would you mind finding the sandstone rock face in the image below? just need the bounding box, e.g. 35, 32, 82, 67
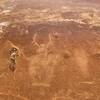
0, 0, 100, 100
